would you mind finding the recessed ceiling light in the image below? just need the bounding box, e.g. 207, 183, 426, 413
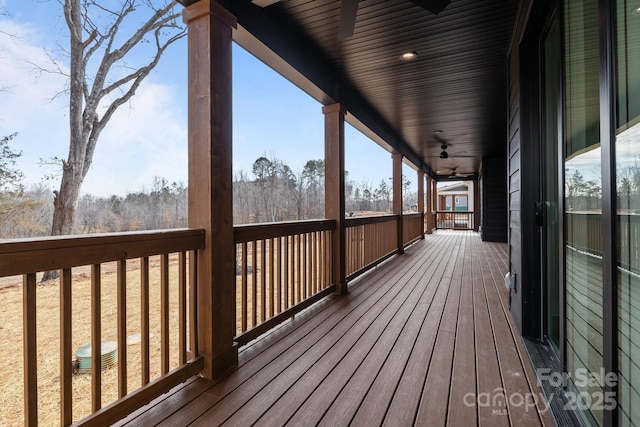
399, 51, 418, 61
433, 130, 443, 134
636, 6, 640, 13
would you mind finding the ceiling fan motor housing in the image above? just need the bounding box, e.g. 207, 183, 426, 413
409, 0, 451, 15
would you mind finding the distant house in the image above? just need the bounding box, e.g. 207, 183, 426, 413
437, 182, 474, 212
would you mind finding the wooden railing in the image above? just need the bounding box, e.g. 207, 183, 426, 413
436, 210, 474, 230
0, 229, 205, 426
619, 213, 640, 271
565, 211, 603, 255
3, 214, 430, 425
233, 220, 336, 345
345, 215, 399, 280
402, 213, 424, 245
567, 212, 640, 270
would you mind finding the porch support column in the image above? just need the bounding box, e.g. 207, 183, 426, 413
323, 104, 347, 295
184, 0, 237, 379
417, 170, 425, 238
473, 180, 480, 231
432, 180, 439, 230
425, 176, 433, 234
392, 153, 404, 254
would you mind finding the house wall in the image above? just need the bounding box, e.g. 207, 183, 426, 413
480, 157, 508, 242
507, 0, 546, 339
507, 45, 523, 333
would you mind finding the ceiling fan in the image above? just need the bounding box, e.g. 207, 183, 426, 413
425, 143, 475, 160
251, 0, 451, 39
443, 168, 473, 179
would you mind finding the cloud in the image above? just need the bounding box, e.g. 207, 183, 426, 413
0, 13, 188, 197
87, 82, 187, 196
0, 16, 70, 182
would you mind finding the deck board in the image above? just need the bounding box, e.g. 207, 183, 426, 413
120, 231, 550, 427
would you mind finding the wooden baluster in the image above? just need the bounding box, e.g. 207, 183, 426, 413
161, 254, 169, 375
276, 237, 282, 314
241, 243, 248, 332
328, 229, 332, 288
312, 231, 317, 294
61, 268, 73, 424
252, 241, 257, 327
188, 250, 198, 358
323, 230, 328, 286
140, 257, 150, 386
23, 273, 37, 426
91, 264, 102, 411
116, 260, 127, 397
179, 252, 187, 364
302, 233, 307, 299
261, 239, 266, 323
269, 238, 275, 318
345, 227, 350, 277
296, 234, 302, 303
284, 236, 289, 310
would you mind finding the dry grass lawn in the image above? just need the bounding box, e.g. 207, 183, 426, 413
0, 240, 329, 426
0, 255, 189, 426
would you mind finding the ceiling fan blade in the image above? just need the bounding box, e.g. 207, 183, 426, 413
252, 0, 282, 7
408, 0, 450, 15
338, 0, 359, 39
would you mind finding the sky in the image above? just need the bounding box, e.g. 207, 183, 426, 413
0, 0, 414, 198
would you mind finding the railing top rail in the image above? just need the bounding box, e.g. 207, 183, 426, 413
402, 212, 423, 218
234, 219, 336, 243
345, 214, 399, 227
0, 228, 205, 277
435, 210, 474, 214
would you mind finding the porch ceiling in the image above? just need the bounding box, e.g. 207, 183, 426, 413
183, 0, 518, 179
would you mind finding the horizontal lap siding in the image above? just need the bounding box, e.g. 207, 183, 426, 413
508, 47, 523, 332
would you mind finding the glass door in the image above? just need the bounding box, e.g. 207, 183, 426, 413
542, 16, 561, 351
564, 0, 603, 424
615, 0, 640, 423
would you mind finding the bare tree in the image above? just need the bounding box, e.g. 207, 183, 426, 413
42, 0, 185, 280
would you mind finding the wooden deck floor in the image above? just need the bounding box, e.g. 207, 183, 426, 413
118, 231, 553, 427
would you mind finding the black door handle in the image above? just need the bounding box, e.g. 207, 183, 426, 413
535, 201, 544, 226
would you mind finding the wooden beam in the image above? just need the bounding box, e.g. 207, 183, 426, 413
392, 153, 404, 254
183, 0, 238, 379
323, 103, 347, 295
418, 170, 425, 239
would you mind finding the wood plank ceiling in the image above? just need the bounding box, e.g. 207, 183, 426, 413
183, 0, 519, 179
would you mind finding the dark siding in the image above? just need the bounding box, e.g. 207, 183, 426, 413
507, 46, 523, 333
481, 157, 508, 243
508, 10, 549, 338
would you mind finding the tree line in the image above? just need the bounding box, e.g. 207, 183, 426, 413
233, 154, 417, 224
1, 140, 421, 239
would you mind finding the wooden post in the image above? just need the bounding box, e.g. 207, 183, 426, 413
432, 180, 439, 231
392, 153, 404, 254
418, 170, 425, 238
323, 104, 347, 295
425, 176, 433, 234
184, 0, 237, 379
473, 180, 480, 231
